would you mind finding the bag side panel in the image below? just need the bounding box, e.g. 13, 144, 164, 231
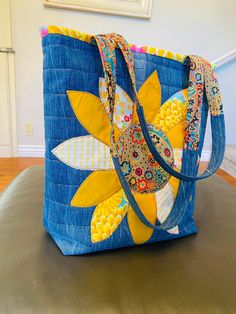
42, 34, 198, 255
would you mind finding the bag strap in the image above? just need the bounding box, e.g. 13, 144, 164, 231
110, 35, 225, 182
93, 34, 192, 231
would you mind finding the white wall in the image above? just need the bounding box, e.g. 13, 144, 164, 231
10, 0, 236, 152
217, 60, 236, 145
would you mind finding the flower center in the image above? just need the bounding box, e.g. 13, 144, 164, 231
117, 124, 174, 193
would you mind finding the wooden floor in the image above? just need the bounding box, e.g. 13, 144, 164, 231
0, 158, 44, 192
0, 157, 236, 192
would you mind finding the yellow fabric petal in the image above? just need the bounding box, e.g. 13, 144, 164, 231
168, 175, 180, 199
168, 121, 185, 149
127, 193, 156, 244
91, 190, 129, 243
132, 71, 161, 125
71, 170, 121, 207
67, 91, 114, 146
152, 89, 188, 136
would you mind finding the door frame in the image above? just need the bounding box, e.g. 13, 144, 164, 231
0, 0, 17, 157
8, 51, 18, 157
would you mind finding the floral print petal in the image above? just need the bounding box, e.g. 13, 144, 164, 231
91, 190, 129, 243
153, 88, 188, 135
99, 78, 133, 131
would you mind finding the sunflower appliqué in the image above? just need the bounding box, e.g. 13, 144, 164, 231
52, 71, 188, 244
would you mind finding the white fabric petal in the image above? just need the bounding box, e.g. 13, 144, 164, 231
166, 226, 179, 234
52, 135, 114, 170
155, 183, 179, 234
99, 77, 133, 130
173, 149, 183, 170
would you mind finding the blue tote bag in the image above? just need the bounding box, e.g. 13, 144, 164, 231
41, 26, 225, 255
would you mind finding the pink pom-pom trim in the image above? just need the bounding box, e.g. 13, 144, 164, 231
40, 27, 49, 38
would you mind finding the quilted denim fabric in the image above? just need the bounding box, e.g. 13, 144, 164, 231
42, 34, 209, 255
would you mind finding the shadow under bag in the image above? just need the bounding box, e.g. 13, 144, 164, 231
41, 26, 225, 255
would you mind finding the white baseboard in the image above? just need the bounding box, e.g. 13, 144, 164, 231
221, 159, 236, 178
200, 150, 211, 162
18, 145, 45, 157
0, 145, 13, 157
17, 145, 211, 161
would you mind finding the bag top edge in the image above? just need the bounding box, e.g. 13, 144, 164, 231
39, 25, 186, 64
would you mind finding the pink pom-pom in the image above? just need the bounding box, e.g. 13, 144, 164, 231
40, 27, 48, 38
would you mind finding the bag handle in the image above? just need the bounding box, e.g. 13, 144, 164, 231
110, 35, 225, 182
93, 34, 194, 231
137, 107, 225, 181
111, 155, 194, 231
